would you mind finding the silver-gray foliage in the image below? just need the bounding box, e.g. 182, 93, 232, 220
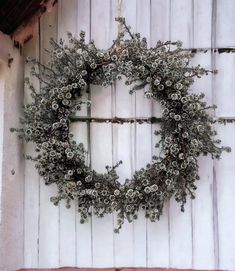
12, 17, 231, 232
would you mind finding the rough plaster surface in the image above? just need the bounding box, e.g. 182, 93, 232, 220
0, 32, 12, 64
0, 37, 24, 271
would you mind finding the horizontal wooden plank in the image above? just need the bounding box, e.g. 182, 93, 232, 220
193, 0, 212, 48
216, 0, 235, 47
216, 124, 235, 270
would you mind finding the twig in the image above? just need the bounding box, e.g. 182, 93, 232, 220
69, 116, 162, 124
69, 116, 235, 124
183, 47, 235, 54
218, 117, 235, 124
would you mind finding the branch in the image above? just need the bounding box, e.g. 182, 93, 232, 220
69, 116, 162, 124
69, 116, 235, 124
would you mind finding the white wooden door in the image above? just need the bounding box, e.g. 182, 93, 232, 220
23, 0, 235, 269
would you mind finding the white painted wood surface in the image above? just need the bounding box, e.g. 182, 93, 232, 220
0, 70, 3, 225
23, 0, 235, 269
24, 27, 40, 268
0, 37, 25, 271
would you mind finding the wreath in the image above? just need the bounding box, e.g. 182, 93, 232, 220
12, 17, 230, 232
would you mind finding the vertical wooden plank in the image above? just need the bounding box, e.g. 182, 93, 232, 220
147, 0, 170, 268
38, 6, 60, 268
72, 120, 92, 267
191, 1, 215, 268
214, 54, 235, 118
216, 124, 235, 270
0, 66, 4, 225
0, 41, 25, 271
169, 0, 193, 268
113, 0, 136, 267
113, 124, 135, 267
216, 0, 235, 47
132, 0, 151, 267
75, 0, 93, 267
57, 0, 77, 267
90, 0, 114, 267
215, 1, 235, 268
151, 0, 170, 44
170, 0, 193, 47
211, 1, 220, 269
0, 64, 4, 252
193, 0, 212, 48
191, 53, 215, 269
23, 26, 40, 268
215, 1, 235, 269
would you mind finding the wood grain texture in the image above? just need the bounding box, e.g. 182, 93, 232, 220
0, 31, 25, 271
216, 0, 235, 47
191, 53, 215, 269
147, 0, 170, 268
113, 0, 136, 267
214, 54, 235, 118
23, 26, 40, 268
58, 0, 77, 267
216, 124, 235, 270
191, 0, 215, 267
38, 6, 60, 268
90, 0, 115, 267
169, 0, 193, 268
74, 0, 93, 267
193, 0, 212, 48
213, 0, 235, 269
132, 1, 151, 266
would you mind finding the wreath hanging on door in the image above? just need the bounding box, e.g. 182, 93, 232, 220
12, 17, 230, 232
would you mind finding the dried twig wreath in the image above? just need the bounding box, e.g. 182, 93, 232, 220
12, 17, 230, 232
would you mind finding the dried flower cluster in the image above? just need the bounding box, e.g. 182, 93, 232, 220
12, 17, 230, 232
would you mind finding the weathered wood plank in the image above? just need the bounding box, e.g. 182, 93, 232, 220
214, 1, 235, 267
216, 0, 235, 47
0, 38, 25, 271
38, 6, 60, 268
0, 65, 4, 225
147, 0, 170, 267
193, 0, 212, 48
132, 0, 151, 267
191, 1, 215, 267
113, 122, 135, 267
170, 0, 194, 47
57, 0, 77, 267
23, 25, 40, 268
214, 54, 235, 118
90, 0, 114, 267
90, 122, 114, 267
113, 0, 137, 266
75, 0, 93, 267
169, 0, 193, 268
216, 124, 235, 270
191, 53, 215, 269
